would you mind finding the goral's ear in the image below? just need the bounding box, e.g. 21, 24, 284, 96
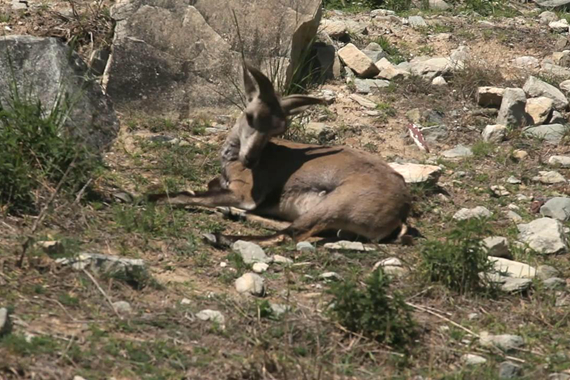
246, 64, 277, 101
280, 95, 327, 116
243, 65, 257, 102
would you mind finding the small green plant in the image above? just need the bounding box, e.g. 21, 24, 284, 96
328, 268, 416, 348
0, 83, 100, 214
372, 36, 408, 64
471, 141, 496, 158
419, 219, 495, 294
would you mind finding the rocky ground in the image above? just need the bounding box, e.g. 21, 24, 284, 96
1, 0, 570, 379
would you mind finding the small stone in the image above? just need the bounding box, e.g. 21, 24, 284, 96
36, 240, 65, 256
296, 241, 316, 253
362, 49, 386, 63
405, 108, 422, 123
526, 97, 554, 125
252, 262, 269, 273
483, 237, 511, 258
196, 309, 225, 325
560, 79, 570, 94
235, 273, 265, 296
501, 278, 533, 293
319, 272, 343, 282
442, 144, 473, 158
461, 354, 487, 365
549, 19, 570, 33
410, 56, 453, 80
549, 155, 570, 167
513, 56, 540, 68
540, 197, 570, 221
382, 266, 409, 277
0, 308, 11, 337
517, 218, 568, 254
532, 171, 567, 184
537, 265, 560, 280
477, 87, 504, 108
479, 332, 524, 352
112, 301, 132, 315
524, 124, 568, 144
432, 76, 447, 86
232, 241, 271, 264
180, 298, 191, 305
507, 176, 522, 184
549, 373, 570, 380
349, 94, 377, 109
482, 124, 507, 142
499, 361, 523, 379
539, 11, 559, 25
468, 313, 480, 321
496, 88, 528, 127
512, 150, 528, 160
489, 257, 536, 278
408, 15, 428, 28
523, 76, 569, 111
323, 241, 374, 251
491, 185, 510, 197
549, 110, 565, 123
506, 211, 523, 222
543, 277, 566, 290
273, 255, 293, 264
429, 0, 451, 9
552, 51, 570, 67
338, 43, 380, 78
321, 19, 348, 39
453, 206, 492, 220
388, 163, 442, 185
270, 303, 291, 317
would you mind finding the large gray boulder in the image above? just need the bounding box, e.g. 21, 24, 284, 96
0, 36, 119, 151
104, 0, 322, 117
536, 0, 570, 9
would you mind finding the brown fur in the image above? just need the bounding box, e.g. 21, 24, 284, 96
147, 64, 411, 245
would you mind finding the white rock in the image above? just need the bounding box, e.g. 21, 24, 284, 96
461, 354, 487, 365
349, 94, 377, 109
488, 257, 536, 278
453, 206, 492, 220
388, 163, 442, 184
252, 262, 269, 273
180, 298, 191, 305
549, 155, 570, 167
270, 303, 291, 316
233, 241, 271, 264
235, 273, 265, 296
410, 57, 453, 80
523, 76, 569, 111
483, 237, 510, 258
408, 15, 428, 28
429, 0, 451, 10
321, 19, 348, 39
549, 19, 570, 33
479, 332, 524, 352
526, 97, 554, 125
506, 211, 523, 222
477, 87, 504, 108
497, 88, 528, 127
112, 301, 132, 315
482, 124, 507, 142
196, 309, 225, 325
507, 176, 522, 184
513, 56, 540, 68
539, 11, 559, 25
338, 43, 380, 78
0, 308, 10, 336
296, 241, 316, 252
442, 144, 473, 158
532, 171, 567, 184
517, 218, 568, 254
432, 76, 447, 86
319, 272, 343, 282
273, 255, 293, 264
501, 278, 533, 292
540, 197, 570, 221
324, 241, 374, 251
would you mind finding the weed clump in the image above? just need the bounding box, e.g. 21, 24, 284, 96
0, 88, 99, 214
419, 219, 495, 294
328, 268, 416, 348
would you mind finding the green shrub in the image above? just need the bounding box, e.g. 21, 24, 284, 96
327, 268, 416, 348
0, 85, 99, 214
419, 219, 495, 294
